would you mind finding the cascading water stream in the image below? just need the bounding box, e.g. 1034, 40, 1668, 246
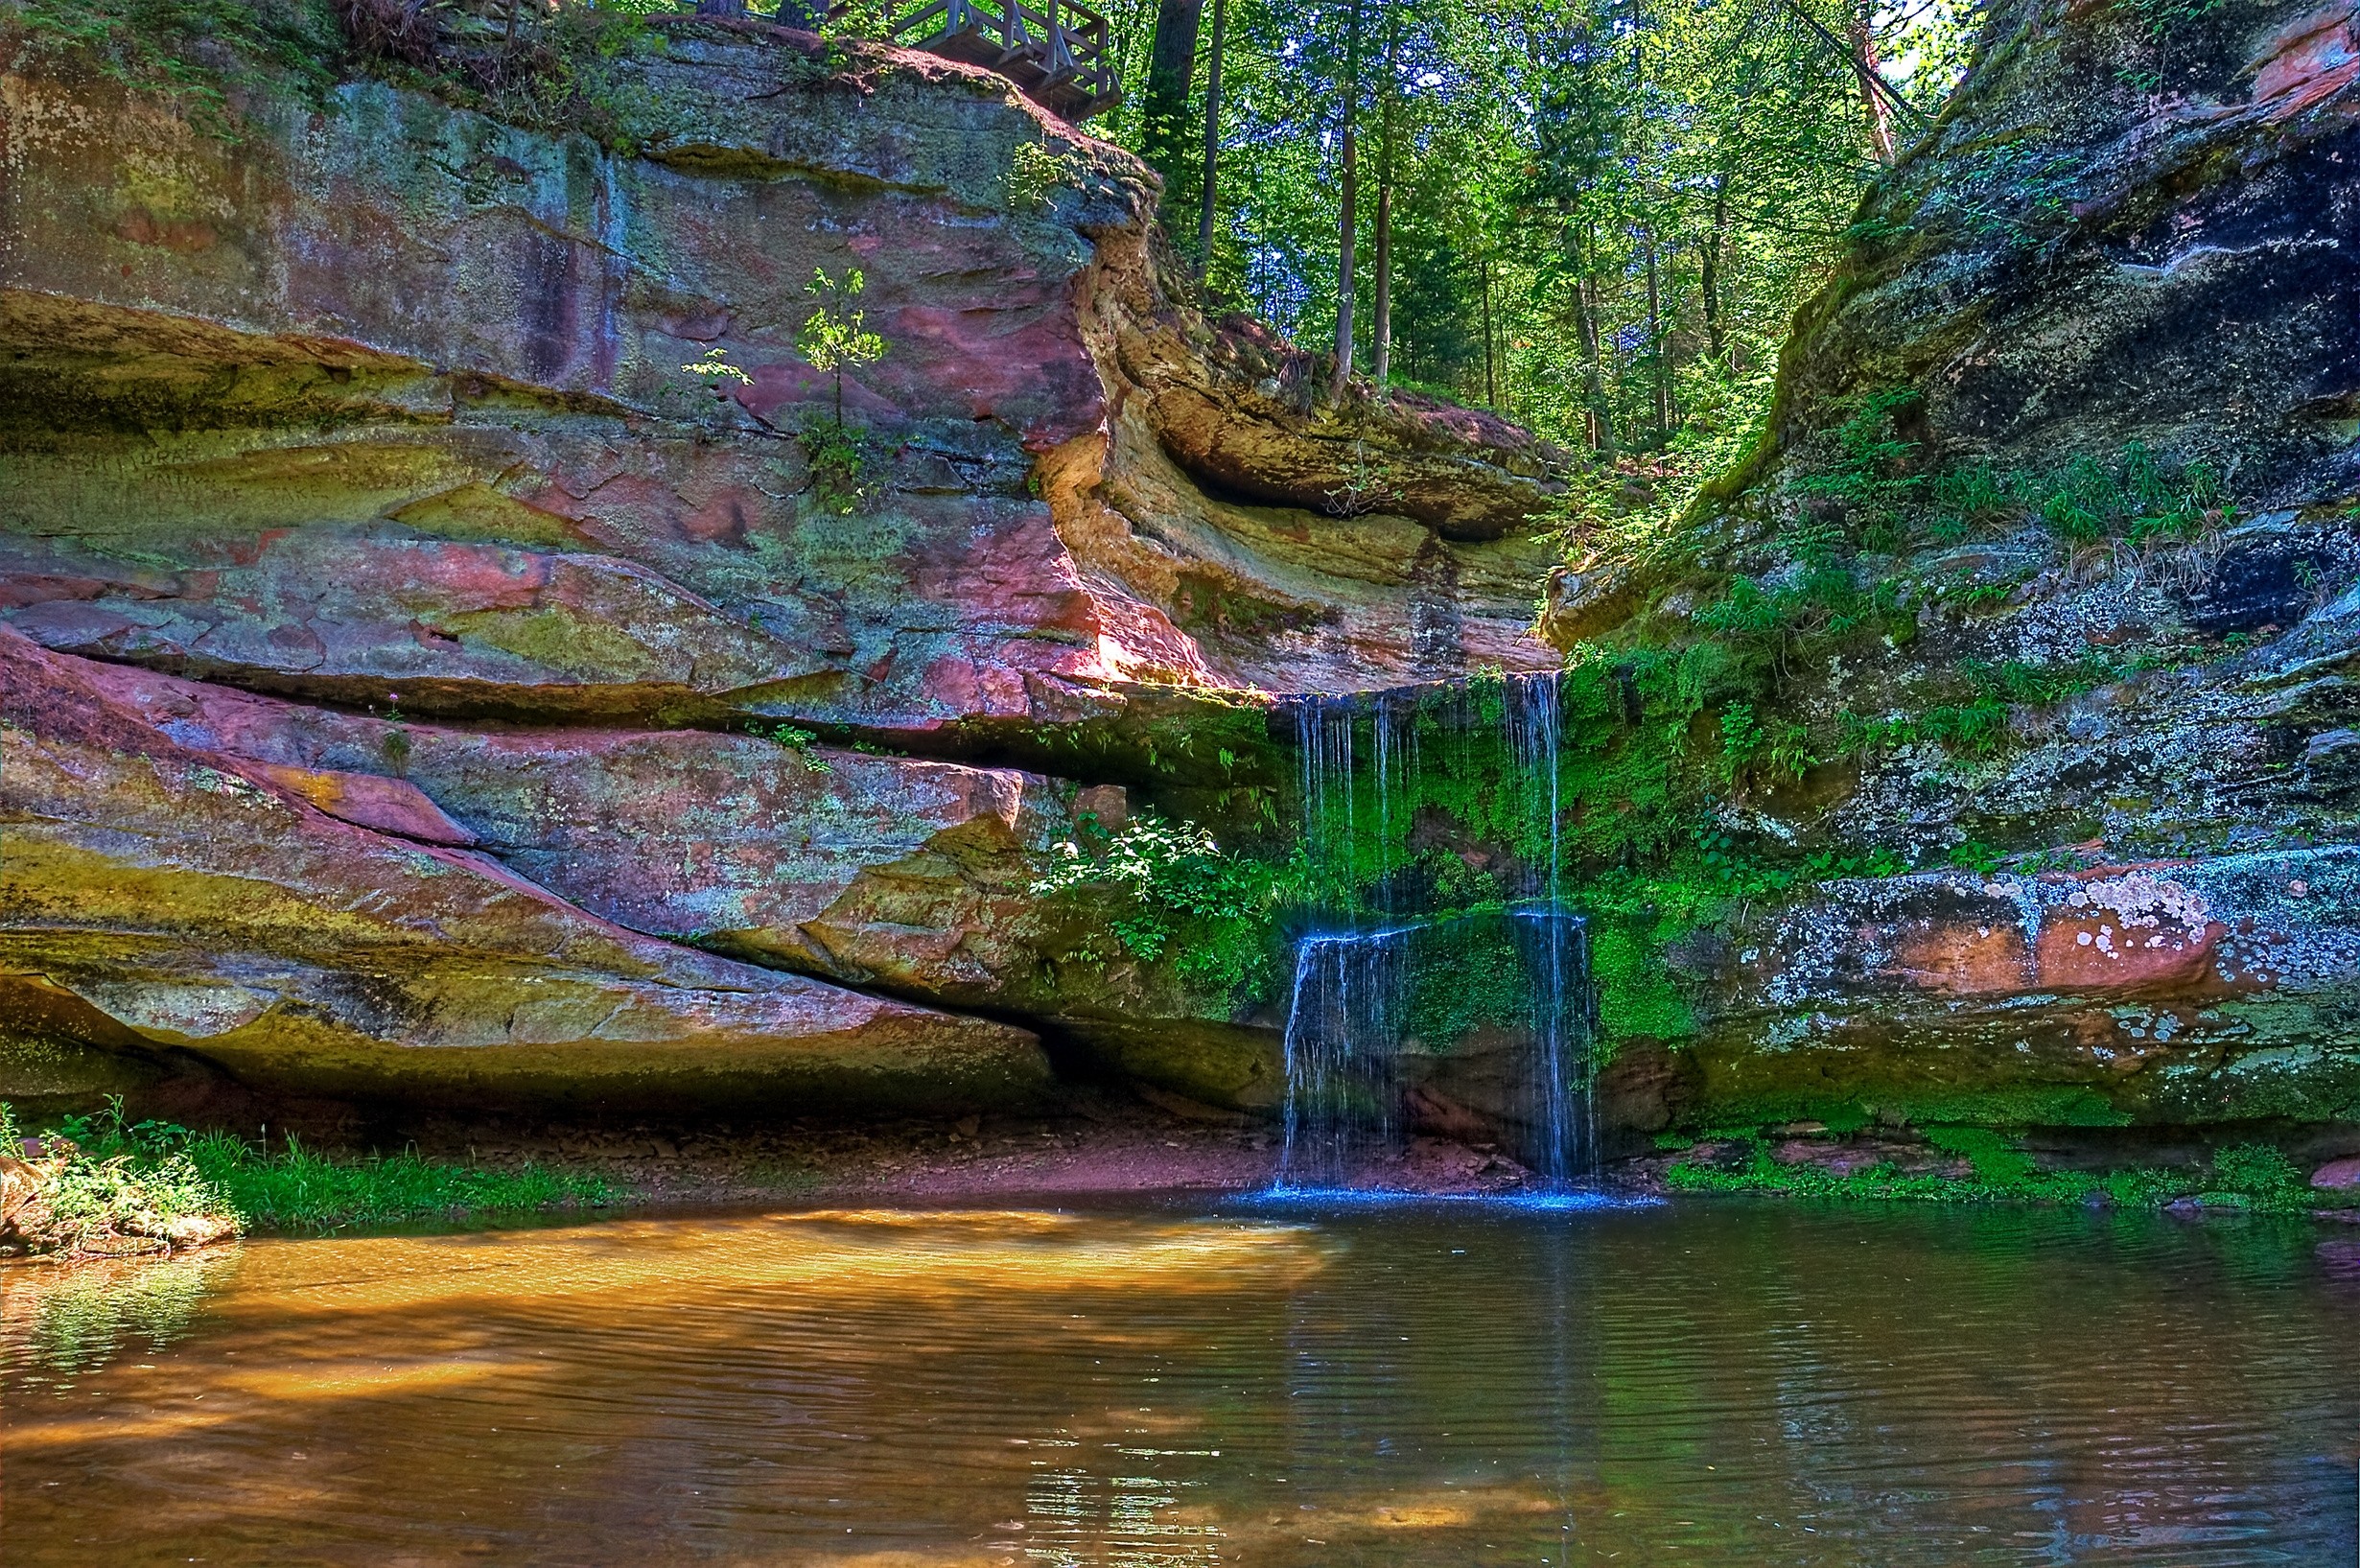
1277, 676, 1599, 1192
1273, 925, 1413, 1191
1503, 670, 1600, 1182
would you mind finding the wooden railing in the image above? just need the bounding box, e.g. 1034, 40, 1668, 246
840, 0, 1121, 121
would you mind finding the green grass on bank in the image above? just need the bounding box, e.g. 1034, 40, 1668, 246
187, 1136, 612, 1231
15, 1100, 610, 1238
1665, 1130, 2327, 1214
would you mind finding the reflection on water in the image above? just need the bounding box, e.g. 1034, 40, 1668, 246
3, 1200, 2357, 1565
1, 1249, 234, 1384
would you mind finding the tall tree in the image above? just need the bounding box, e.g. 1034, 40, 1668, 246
1332, 0, 1364, 395
1141, 0, 1208, 204
1196, 0, 1229, 278
1845, 0, 1898, 164
1369, 0, 1400, 393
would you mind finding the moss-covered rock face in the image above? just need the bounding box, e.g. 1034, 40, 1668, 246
1522, 0, 2360, 1144
1759, 0, 2360, 510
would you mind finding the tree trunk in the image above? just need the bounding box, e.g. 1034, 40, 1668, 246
1571, 219, 1608, 453
1644, 226, 1668, 441
1332, 0, 1363, 397
1370, 3, 1399, 394
1371, 182, 1392, 392
1847, 1, 1897, 165
1142, 0, 1207, 201
1194, 0, 1227, 280
1480, 253, 1497, 410
1701, 170, 1730, 365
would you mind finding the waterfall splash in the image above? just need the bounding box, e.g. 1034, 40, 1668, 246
1276, 673, 1601, 1192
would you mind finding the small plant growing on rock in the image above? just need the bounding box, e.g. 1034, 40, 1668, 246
683, 347, 756, 393
798, 268, 885, 428
1006, 139, 1085, 212
796, 269, 890, 514
1324, 435, 1399, 516
760, 722, 830, 774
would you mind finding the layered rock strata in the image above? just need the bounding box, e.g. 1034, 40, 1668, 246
0, 15, 1564, 1117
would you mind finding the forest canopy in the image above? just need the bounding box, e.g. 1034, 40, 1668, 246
1064, 0, 1981, 510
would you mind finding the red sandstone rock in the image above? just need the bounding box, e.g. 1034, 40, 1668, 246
0, 627, 1051, 1113
0, 26, 1559, 726
2311, 1155, 2360, 1191
245, 763, 479, 847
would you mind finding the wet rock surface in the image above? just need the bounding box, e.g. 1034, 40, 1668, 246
0, 625, 1054, 1116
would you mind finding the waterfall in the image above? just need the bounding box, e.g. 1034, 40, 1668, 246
1295, 690, 1414, 912
1273, 926, 1413, 1191
1510, 903, 1598, 1181
1275, 673, 1600, 1192
1503, 670, 1600, 1181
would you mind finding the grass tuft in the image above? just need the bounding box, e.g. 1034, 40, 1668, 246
187, 1132, 611, 1230
22, 1100, 611, 1238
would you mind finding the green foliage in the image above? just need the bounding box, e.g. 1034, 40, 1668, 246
1946, 839, 2001, 874
1032, 812, 1297, 1002
815, 0, 891, 39
1713, 406, 2233, 631
1921, 1124, 2034, 1183
1669, 1131, 2326, 1213
1714, 700, 1811, 786
1588, 915, 1694, 1041
186, 1134, 608, 1230
798, 415, 883, 515
28, 1100, 607, 1234
1696, 1085, 2138, 1135
1006, 139, 1086, 211
683, 347, 756, 390
783, 269, 891, 511
1915, 438, 2231, 549
1789, 388, 1925, 538
759, 722, 830, 773
1402, 910, 1541, 1043
1095, 0, 1972, 468
797, 267, 887, 426
3, 1102, 237, 1255
2114, 0, 2229, 90
2208, 1142, 2307, 1209
8, 0, 338, 136
1664, 1137, 2194, 1208
480, 4, 676, 152
1839, 695, 2012, 760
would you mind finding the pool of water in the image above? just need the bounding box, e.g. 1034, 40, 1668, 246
5, 1197, 2358, 1565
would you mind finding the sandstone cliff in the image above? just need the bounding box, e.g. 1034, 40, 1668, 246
0, 10, 1564, 1121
